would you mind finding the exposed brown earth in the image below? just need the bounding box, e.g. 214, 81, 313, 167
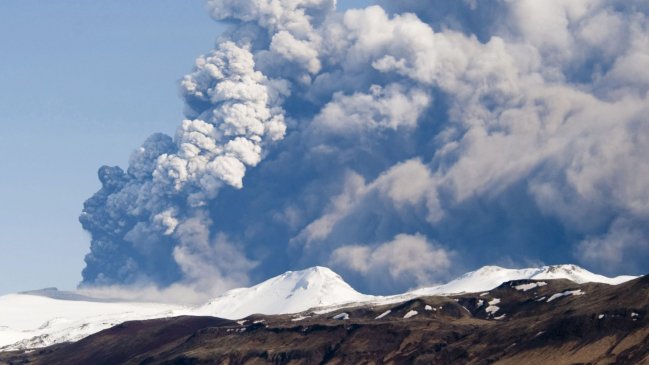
2, 275, 648, 365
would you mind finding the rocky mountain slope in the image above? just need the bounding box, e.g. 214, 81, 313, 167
0, 264, 644, 364
1, 271, 648, 364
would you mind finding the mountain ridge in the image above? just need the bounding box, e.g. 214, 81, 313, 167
410, 264, 637, 297
5, 273, 649, 365
0, 264, 638, 352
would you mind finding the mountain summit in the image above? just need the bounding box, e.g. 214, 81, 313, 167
410, 264, 636, 296
10, 269, 648, 364
194, 266, 373, 319
0, 264, 637, 351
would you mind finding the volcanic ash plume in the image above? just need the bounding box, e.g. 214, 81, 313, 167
80, 41, 287, 293
81, 0, 649, 297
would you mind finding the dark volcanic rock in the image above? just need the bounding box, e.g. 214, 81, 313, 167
3, 276, 649, 365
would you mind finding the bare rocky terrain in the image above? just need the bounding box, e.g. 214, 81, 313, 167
2, 275, 648, 365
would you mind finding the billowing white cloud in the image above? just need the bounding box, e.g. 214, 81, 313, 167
313, 83, 430, 133
80, 0, 649, 296
330, 233, 452, 289
81, 40, 286, 291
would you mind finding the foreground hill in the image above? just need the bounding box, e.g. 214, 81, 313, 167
2, 274, 648, 364
0, 265, 640, 356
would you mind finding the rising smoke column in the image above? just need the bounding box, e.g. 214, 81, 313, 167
81, 0, 649, 295
81, 40, 287, 291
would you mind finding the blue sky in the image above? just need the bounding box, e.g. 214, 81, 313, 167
0, 0, 375, 295
0, 0, 224, 294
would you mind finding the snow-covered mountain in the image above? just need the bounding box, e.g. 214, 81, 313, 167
0, 293, 183, 351
194, 266, 374, 319
409, 264, 637, 297
0, 267, 371, 351
0, 264, 638, 351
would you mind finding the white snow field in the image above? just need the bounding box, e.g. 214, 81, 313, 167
0, 294, 182, 351
0, 264, 637, 351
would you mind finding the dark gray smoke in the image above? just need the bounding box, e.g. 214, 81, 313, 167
81, 0, 649, 296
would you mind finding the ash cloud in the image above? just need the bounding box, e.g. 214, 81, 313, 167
81, 0, 649, 297
81, 40, 287, 295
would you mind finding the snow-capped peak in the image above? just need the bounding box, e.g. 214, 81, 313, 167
194, 266, 373, 319
0, 264, 638, 352
410, 264, 636, 296
528, 264, 636, 285
0, 267, 369, 351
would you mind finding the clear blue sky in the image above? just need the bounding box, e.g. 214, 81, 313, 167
0, 0, 375, 295
0, 0, 223, 295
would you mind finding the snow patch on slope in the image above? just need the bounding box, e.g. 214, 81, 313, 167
514, 282, 547, 292
485, 298, 501, 315
403, 310, 418, 319
547, 289, 585, 302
